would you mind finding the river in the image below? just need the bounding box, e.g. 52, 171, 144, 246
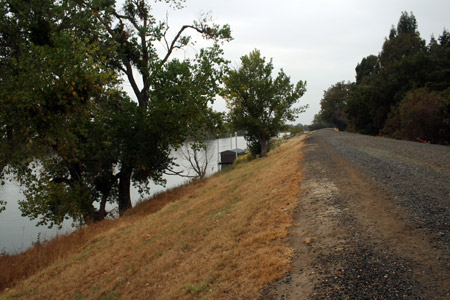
0, 136, 247, 254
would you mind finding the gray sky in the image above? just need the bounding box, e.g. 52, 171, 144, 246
128, 0, 450, 124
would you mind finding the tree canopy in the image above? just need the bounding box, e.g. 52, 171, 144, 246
315, 81, 352, 131
222, 49, 307, 156
0, 0, 231, 225
316, 11, 450, 144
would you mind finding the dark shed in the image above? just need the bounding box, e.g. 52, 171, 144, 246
219, 148, 246, 165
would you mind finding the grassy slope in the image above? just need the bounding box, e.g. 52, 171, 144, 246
0, 135, 305, 300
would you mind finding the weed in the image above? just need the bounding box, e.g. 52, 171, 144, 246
100, 291, 119, 300
143, 238, 155, 246
32, 233, 42, 247
74, 293, 88, 300
183, 279, 210, 294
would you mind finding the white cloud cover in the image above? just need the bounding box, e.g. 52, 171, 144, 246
127, 0, 450, 124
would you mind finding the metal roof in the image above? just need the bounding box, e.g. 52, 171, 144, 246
221, 148, 246, 154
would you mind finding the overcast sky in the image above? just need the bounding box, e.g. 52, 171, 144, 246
126, 0, 450, 125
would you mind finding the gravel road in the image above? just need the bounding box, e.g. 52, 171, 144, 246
262, 129, 450, 299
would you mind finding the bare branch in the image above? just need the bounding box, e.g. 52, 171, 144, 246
123, 59, 144, 105
161, 24, 205, 66
117, 64, 127, 74
178, 142, 214, 179
163, 13, 171, 50
164, 167, 197, 178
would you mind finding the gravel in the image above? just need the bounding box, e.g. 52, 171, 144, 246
313, 242, 419, 300
322, 130, 450, 254
308, 129, 450, 299
261, 129, 450, 299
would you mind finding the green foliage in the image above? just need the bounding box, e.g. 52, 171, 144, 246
0, 0, 121, 224
0, 0, 230, 225
289, 123, 309, 133
245, 135, 262, 156
222, 49, 307, 156
0, 200, 5, 213
232, 153, 252, 165
309, 113, 332, 131
82, 0, 231, 213
317, 81, 352, 131
287, 125, 304, 136
341, 12, 450, 142
355, 55, 379, 84
382, 88, 450, 144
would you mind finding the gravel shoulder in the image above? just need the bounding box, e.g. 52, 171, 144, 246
261, 129, 450, 299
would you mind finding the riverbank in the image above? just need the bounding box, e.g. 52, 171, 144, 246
0, 136, 247, 254
0, 135, 305, 299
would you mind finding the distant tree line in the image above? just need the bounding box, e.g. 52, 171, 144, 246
312, 12, 450, 145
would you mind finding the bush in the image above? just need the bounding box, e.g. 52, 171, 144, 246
382, 88, 450, 144
289, 127, 304, 136
245, 136, 262, 156
233, 153, 253, 165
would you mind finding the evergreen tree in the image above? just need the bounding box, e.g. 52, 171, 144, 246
344, 12, 450, 144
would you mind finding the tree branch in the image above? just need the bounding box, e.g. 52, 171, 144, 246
161, 25, 205, 66
164, 167, 197, 178
123, 59, 144, 107
141, 15, 150, 95
113, 12, 140, 31
52, 177, 73, 188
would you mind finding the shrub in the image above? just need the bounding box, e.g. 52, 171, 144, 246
233, 153, 253, 165
382, 88, 450, 144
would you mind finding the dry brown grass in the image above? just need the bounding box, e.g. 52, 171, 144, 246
0, 135, 305, 300
0, 220, 115, 291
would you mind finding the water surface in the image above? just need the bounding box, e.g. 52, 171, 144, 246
0, 136, 246, 253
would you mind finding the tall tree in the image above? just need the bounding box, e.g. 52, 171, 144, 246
380, 12, 425, 69
222, 49, 307, 157
344, 12, 450, 143
318, 81, 352, 131
426, 29, 450, 91
77, 0, 231, 213
309, 113, 332, 131
0, 0, 125, 224
346, 12, 429, 134
1, 0, 231, 226
355, 55, 379, 84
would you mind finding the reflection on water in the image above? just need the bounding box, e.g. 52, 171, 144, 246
0, 136, 246, 254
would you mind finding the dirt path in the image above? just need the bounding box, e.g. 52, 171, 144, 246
262, 129, 450, 299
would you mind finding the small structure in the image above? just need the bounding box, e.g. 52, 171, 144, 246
219, 148, 246, 165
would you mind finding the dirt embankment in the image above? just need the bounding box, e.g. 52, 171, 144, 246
263, 129, 450, 299
0, 135, 305, 300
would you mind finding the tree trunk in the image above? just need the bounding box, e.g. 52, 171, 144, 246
259, 137, 268, 157
118, 167, 132, 215
83, 204, 102, 224
98, 192, 109, 220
